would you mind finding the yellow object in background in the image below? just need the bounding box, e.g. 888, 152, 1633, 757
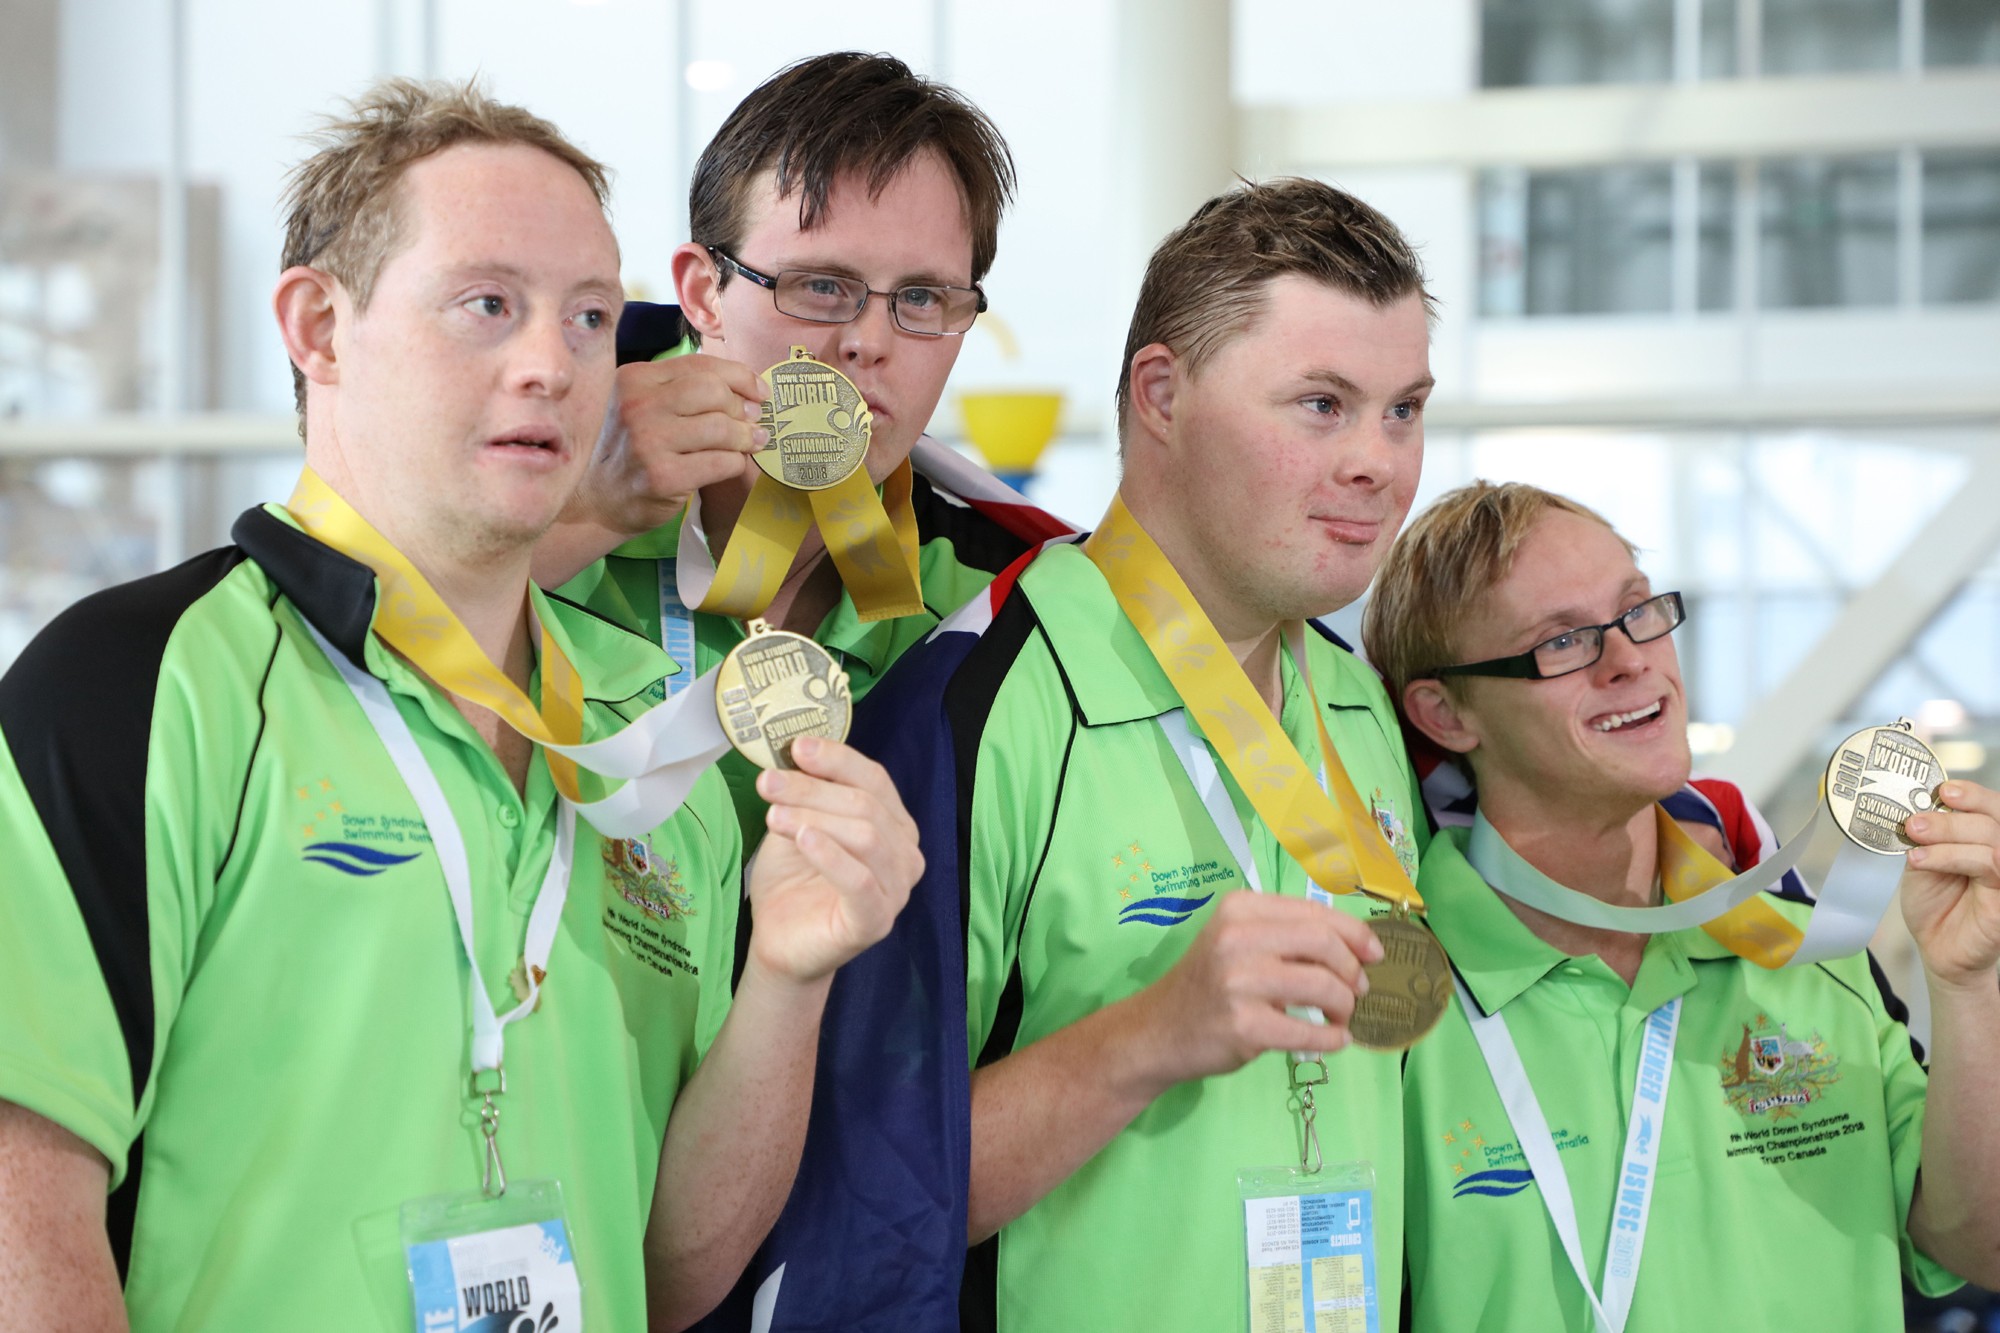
959, 390, 1064, 481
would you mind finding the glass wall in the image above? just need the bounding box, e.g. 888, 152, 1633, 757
1480, 151, 2000, 316
1485, 0, 2000, 82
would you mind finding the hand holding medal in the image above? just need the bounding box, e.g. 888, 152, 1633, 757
686, 347, 925, 624
715, 618, 853, 770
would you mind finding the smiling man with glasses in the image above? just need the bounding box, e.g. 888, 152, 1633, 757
1364, 480, 2000, 1330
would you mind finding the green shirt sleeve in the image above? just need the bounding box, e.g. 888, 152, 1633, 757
0, 582, 271, 1188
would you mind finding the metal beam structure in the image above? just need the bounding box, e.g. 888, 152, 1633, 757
1710, 443, 2000, 803
1239, 67, 2000, 172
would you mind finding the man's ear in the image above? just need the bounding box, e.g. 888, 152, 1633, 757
1126, 343, 1179, 448
1403, 678, 1480, 756
274, 265, 341, 389
672, 242, 725, 342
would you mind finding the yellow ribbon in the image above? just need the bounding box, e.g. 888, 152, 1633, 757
1083, 494, 1423, 911
699, 460, 924, 624
286, 469, 591, 801
1657, 809, 1806, 967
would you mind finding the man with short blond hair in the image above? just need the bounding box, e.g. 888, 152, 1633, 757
0, 78, 921, 1331
1366, 479, 2000, 1330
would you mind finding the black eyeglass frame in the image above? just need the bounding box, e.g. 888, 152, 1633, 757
706, 247, 987, 337
1428, 591, 1687, 681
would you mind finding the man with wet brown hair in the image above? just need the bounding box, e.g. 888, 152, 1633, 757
798, 176, 1437, 1332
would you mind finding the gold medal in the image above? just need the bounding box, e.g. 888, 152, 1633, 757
1350, 905, 1452, 1051
713, 618, 853, 770
1824, 717, 1950, 854
753, 346, 873, 492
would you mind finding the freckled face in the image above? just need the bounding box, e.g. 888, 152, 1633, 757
322, 141, 622, 557
1161, 277, 1432, 624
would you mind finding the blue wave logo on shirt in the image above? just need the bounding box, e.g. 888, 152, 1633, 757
1452, 1167, 1536, 1199
1117, 892, 1215, 927
303, 841, 423, 876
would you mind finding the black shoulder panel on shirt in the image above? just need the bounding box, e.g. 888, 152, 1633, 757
0, 545, 248, 1129
911, 471, 1034, 576
949, 591, 1076, 1333
232, 506, 376, 664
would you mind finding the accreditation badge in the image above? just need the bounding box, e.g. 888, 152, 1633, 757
1239, 1161, 1379, 1333
403, 1180, 582, 1332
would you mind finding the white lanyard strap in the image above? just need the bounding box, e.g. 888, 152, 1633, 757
1468, 805, 1902, 967
656, 557, 699, 695
1159, 707, 1264, 895
308, 621, 572, 1075
1159, 705, 1333, 1078
1452, 975, 1679, 1333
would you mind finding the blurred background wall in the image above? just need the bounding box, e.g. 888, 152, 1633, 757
3, 0, 1997, 1033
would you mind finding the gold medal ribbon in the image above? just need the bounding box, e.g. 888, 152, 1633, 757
698, 460, 923, 623
286, 468, 591, 801
1656, 811, 1806, 966
1084, 493, 1422, 911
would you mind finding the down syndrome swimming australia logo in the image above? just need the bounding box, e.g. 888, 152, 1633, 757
1444, 1113, 1592, 1202
1111, 839, 1237, 927
294, 775, 428, 876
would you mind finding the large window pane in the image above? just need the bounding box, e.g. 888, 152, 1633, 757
1926, 0, 2000, 67
1759, 155, 1897, 308
1761, 0, 1898, 75
1698, 162, 1737, 310
1923, 150, 2000, 304
1481, 0, 1673, 87
1700, 0, 1739, 78
1480, 165, 1674, 315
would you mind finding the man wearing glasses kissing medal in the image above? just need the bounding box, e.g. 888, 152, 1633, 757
536, 52, 1062, 850
1368, 481, 2000, 1330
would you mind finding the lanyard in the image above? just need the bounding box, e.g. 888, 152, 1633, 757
677, 452, 923, 624
308, 620, 571, 1197
656, 556, 699, 696
1467, 803, 1904, 969
1452, 974, 1679, 1333
286, 471, 727, 839
1159, 696, 1335, 1173
1083, 495, 1421, 914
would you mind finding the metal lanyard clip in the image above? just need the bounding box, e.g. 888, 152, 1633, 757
1291, 1057, 1329, 1175
471, 1067, 508, 1197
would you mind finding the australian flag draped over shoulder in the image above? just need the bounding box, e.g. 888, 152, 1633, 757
611, 301, 1077, 1330
691, 549, 1061, 1333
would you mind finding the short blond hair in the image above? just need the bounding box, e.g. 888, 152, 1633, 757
280, 78, 612, 425
1115, 177, 1432, 441
1362, 481, 1634, 696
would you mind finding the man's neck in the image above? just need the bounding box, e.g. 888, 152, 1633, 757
1125, 491, 1286, 713
1481, 793, 1660, 985
697, 472, 842, 637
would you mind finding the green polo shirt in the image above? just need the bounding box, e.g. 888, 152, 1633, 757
560, 474, 1030, 844
959, 542, 1426, 1332
0, 505, 740, 1331
1403, 826, 1962, 1333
